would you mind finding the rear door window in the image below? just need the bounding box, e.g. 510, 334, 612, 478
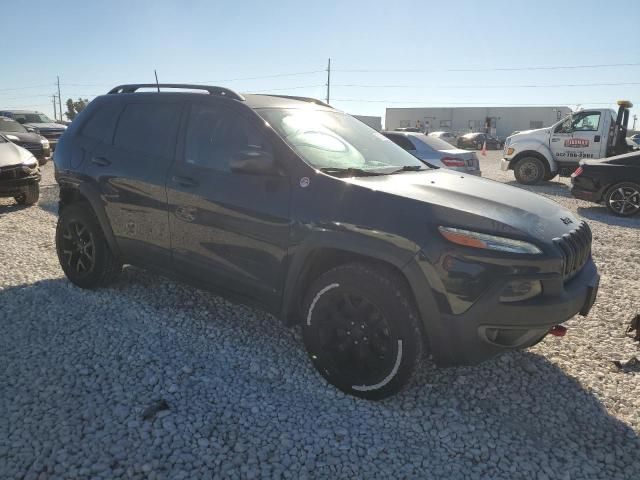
114, 103, 182, 159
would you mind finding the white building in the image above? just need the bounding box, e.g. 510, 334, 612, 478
385, 106, 571, 139
352, 115, 382, 131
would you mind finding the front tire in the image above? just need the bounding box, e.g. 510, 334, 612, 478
56, 203, 122, 288
14, 183, 40, 205
514, 157, 545, 185
302, 263, 424, 400
604, 182, 640, 217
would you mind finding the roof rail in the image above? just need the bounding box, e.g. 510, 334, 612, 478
107, 84, 245, 101
257, 94, 332, 108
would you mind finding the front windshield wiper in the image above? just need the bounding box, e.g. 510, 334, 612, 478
388, 165, 429, 174
319, 167, 387, 177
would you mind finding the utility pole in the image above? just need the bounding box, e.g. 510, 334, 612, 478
326, 58, 331, 105
57, 76, 63, 122
52, 94, 58, 120
633, 114, 637, 130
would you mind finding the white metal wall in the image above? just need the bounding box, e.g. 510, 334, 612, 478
385, 107, 571, 138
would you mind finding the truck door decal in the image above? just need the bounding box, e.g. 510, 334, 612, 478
564, 138, 590, 148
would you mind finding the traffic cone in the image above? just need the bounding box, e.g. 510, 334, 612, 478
481, 141, 487, 156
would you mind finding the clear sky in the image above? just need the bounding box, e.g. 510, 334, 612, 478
3, 0, 639, 127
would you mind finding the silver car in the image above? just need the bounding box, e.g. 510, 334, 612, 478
428, 131, 457, 146
382, 131, 481, 175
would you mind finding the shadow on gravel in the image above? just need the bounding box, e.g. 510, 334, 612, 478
0, 202, 29, 215
3, 270, 640, 478
505, 180, 573, 198
578, 206, 640, 229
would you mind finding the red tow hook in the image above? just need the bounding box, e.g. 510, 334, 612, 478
549, 325, 567, 337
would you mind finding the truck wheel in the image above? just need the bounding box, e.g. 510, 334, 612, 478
302, 262, 424, 400
56, 203, 122, 288
514, 157, 545, 185
14, 183, 40, 205
604, 182, 640, 217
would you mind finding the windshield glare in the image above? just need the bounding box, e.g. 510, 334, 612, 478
258, 108, 426, 173
0, 117, 27, 133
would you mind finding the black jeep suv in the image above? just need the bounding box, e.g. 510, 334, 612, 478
54, 84, 599, 399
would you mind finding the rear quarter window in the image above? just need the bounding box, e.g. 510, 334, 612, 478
81, 101, 123, 144
113, 103, 182, 158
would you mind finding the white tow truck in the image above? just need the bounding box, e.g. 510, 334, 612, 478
501, 100, 634, 184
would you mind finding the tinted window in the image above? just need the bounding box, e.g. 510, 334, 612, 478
0, 117, 27, 133
185, 104, 270, 171
417, 134, 455, 151
383, 133, 415, 151
114, 103, 181, 158
81, 102, 123, 143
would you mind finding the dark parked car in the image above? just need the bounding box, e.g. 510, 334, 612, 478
571, 151, 640, 216
0, 110, 67, 150
0, 116, 51, 165
457, 132, 502, 150
0, 134, 41, 205
54, 84, 599, 399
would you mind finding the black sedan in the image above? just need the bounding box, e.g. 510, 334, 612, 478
0, 116, 50, 165
571, 151, 640, 216
457, 132, 502, 150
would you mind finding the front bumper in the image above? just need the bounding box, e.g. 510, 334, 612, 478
405, 256, 599, 367
500, 158, 511, 171
0, 172, 40, 196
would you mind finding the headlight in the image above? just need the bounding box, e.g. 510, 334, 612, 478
40, 137, 50, 146
22, 157, 38, 168
5, 134, 19, 141
438, 227, 542, 254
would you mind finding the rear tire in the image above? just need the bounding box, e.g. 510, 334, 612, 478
302, 262, 424, 400
604, 182, 640, 217
56, 203, 122, 288
14, 183, 39, 205
514, 157, 545, 185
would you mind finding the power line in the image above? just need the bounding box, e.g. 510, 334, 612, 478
0, 83, 56, 93
332, 98, 618, 106
332, 82, 640, 89
334, 62, 640, 73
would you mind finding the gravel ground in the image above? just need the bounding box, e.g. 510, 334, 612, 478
1, 153, 639, 479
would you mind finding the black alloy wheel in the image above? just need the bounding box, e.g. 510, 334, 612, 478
302, 263, 424, 400
605, 182, 640, 217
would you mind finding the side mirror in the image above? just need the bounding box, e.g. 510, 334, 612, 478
230, 148, 278, 175
25, 126, 36, 133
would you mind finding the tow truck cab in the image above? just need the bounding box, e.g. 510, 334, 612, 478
501, 100, 633, 184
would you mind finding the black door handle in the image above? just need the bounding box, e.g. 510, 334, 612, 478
172, 175, 199, 188
594, 135, 601, 143
91, 156, 111, 166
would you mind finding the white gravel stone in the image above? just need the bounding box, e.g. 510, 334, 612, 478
0, 156, 639, 479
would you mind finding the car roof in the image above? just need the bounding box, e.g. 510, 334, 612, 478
100, 85, 334, 111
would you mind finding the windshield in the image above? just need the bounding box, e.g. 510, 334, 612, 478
417, 134, 457, 150
12, 113, 54, 124
0, 117, 27, 133
258, 108, 426, 174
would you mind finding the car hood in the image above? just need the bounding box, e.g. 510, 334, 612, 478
1, 131, 43, 143
0, 141, 34, 167
509, 127, 550, 141
347, 169, 578, 242
24, 122, 66, 130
